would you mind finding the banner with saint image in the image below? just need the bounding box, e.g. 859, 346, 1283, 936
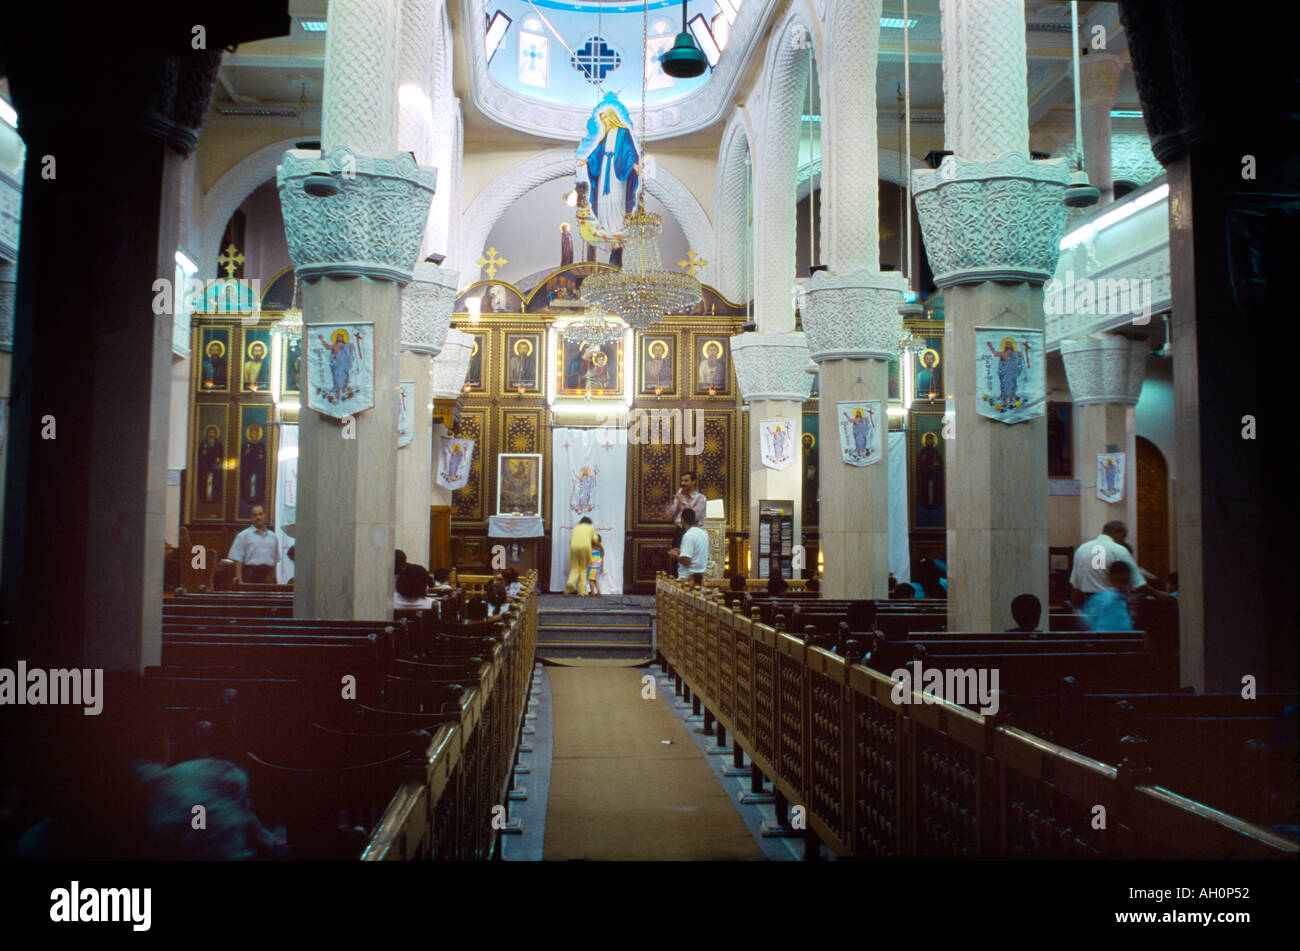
396, 381, 415, 449
1096, 451, 1125, 503
436, 436, 475, 491
836, 401, 882, 467
975, 327, 1044, 424
759, 419, 796, 470
305, 322, 375, 419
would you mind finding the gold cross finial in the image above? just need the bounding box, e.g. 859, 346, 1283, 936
218, 243, 245, 278
677, 249, 708, 277
477, 246, 508, 279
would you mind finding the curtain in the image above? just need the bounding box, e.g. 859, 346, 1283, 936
888, 430, 910, 584
275, 424, 297, 584
549, 427, 627, 594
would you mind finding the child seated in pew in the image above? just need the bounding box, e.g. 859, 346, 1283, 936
806, 577, 821, 593
394, 564, 434, 611
466, 595, 489, 621
1005, 593, 1042, 634
430, 568, 454, 594
504, 569, 522, 599
767, 574, 789, 596
891, 583, 915, 600
1081, 562, 1134, 632
485, 582, 510, 617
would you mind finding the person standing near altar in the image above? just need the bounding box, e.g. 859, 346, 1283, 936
666, 471, 707, 573
565, 516, 600, 596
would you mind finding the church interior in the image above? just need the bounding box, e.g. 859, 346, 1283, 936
0, 0, 1297, 878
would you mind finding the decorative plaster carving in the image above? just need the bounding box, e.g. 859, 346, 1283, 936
730, 332, 815, 402
713, 113, 754, 304
823, 0, 883, 272
322, 0, 400, 154
455, 148, 714, 286
137, 50, 223, 156
430, 328, 474, 399
753, 5, 818, 332
458, 0, 782, 142
1046, 245, 1171, 347
278, 148, 437, 284
803, 269, 907, 362
401, 263, 459, 354
1059, 334, 1148, 405
912, 152, 1070, 287
940, 0, 1030, 160
0, 261, 15, 351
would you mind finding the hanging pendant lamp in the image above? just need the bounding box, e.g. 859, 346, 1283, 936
1063, 1, 1100, 208
660, 1, 708, 78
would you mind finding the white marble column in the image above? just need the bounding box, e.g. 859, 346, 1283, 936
396, 263, 457, 564
803, 0, 906, 599
1061, 334, 1146, 546
911, 0, 1070, 630
1080, 53, 1124, 206
731, 333, 812, 578
279, 0, 435, 619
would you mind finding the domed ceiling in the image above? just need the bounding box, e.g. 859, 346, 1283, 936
463, 0, 778, 141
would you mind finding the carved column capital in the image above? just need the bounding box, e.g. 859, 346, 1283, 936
1060, 334, 1148, 405
802, 269, 907, 362
277, 148, 437, 284
912, 152, 1070, 287
401, 263, 459, 354
430, 328, 475, 399
730, 332, 814, 403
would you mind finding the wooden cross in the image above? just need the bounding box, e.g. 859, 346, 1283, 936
676, 249, 708, 277
218, 243, 245, 278
477, 246, 508, 279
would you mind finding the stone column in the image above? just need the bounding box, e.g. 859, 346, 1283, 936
731, 333, 812, 578
802, 0, 906, 599
428, 329, 474, 568
1117, 0, 1298, 692
396, 263, 457, 564
911, 0, 1070, 630
279, 0, 436, 620
1060, 335, 1146, 545
0, 261, 15, 579
1080, 53, 1124, 205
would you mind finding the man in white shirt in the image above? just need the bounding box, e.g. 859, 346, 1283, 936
674, 508, 709, 586
228, 506, 280, 584
666, 470, 708, 574
1069, 520, 1169, 606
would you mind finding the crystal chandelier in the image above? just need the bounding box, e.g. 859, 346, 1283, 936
897, 331, 926, 356
563, 306, 625, 347
579, 1, 701, 330
271, 275, 303, 340
581, 202, 701, 330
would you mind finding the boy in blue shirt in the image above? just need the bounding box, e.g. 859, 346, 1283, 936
1082, 562, 1135, 631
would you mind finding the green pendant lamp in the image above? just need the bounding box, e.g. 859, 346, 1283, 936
660, 1, 708, 78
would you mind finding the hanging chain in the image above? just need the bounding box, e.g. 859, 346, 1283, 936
639, 0, 649, 209
903, 0, 914, 289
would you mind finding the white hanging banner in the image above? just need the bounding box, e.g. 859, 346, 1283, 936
436, 436, 475, 491
836, 400, 883, 466
975, 326, 1044, 424
305, 322, 375, 419
274, 423, 298, 584
550, 427, 627, 595
396, 381, 415, 449
759, 418, 796, 470
1097, 451, 1126, 503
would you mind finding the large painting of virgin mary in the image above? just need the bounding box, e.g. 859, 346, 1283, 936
576, 93, 640, 243
558, 335, 623, 396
